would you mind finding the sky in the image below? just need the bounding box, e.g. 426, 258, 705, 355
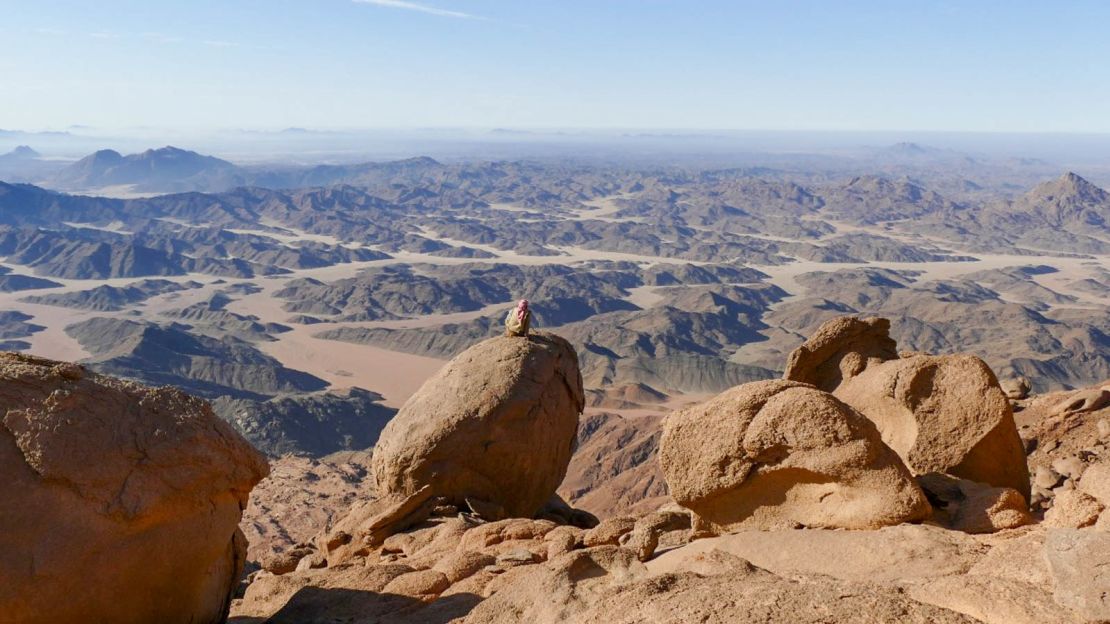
3, 0, 1110, 133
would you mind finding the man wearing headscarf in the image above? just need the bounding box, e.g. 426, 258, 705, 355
504, 299, 532, 337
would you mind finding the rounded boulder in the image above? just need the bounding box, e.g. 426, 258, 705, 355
0, 353, 269, 624
372, 332, 584, 519
659, 379, 931, 531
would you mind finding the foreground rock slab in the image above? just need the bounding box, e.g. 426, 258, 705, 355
0, 353, 269, 624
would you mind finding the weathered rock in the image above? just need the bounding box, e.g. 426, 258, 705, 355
1044, 529, 1110, 621
581, 516, 637, 547
1051, 386, 1110, 417
908, 576, 1077, 624
784, 316, 1030, 499
326, 333, 583, 554
383, 569, 451, 599
1044, 489, 1103, 528
647, 524, 984, 584
0, 353, 268, 624
834, 353, 1031, 499
1000, 376, 1032, 400
620, 509, 692, 561
659, 379, 931, 531
466, 540, 978, 624
461, 546, 650, 624
781, 316, 898, 392
262, 546, 317, 575
918, 473, 1032, 534
1078, 463, 1110, 506
543, 526, 583, 559
374, 332, 581, 515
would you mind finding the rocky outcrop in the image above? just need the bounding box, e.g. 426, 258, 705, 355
0, 353, 268, 624
785, 315, 1030, 499
323, 333, 584, 557
781, 315, 898, 392
659, 379, 931, 531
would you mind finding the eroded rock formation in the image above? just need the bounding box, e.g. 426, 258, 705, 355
785, 315, 1030, 499
659, 378, 931, 531
0, 353, 268, 624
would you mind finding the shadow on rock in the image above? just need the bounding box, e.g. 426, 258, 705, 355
261, 586, 481, 624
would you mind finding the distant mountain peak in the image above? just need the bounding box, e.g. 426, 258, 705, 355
1000, 171, 1110, 228
887, 142, 929, 154
1028, 171, 1106, 203
6, 145, 40, 159
51, 146, 236, 191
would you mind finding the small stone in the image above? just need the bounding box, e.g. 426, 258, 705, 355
259, 546, 315, 576
1044, 489, 1103, 528
325, 530, 352, 551
496, 548, 539, 567
1033, 466, 1063, 490
1000, 376, 1030, 400
582, 516, 638, 547
1098, 419, 1110, 440
1052, 456, 1087, 480
295, 551, 327, 572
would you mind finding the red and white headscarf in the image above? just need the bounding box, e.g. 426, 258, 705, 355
514, 299, 530, 321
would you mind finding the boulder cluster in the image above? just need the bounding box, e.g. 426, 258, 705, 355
662, 316, 1031, 535
233, 317, 1110, 623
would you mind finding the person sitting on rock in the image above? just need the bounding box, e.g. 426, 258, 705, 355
504, 299, 532, 337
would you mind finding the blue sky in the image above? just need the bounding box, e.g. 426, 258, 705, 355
3, 0, 1110, 132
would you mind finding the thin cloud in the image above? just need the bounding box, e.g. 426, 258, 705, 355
142, 32, 184, 44
202, 40, 240, 48
352, 0, 481, 20
89, 32, 120, 39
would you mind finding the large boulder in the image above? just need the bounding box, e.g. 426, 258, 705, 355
374, 332, 584, 516
327, 333, 584, 553
659, 379, 931, 531
785, 316, 1030, 500
0, 353, 268, 624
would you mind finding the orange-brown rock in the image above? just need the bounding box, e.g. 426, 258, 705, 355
659, 379, 931, 531
781, 315, 898, 392
372, 332, 583, 517
0, 353, 268, 624
785, 316, 1030, 499
322, 334, 583, 558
